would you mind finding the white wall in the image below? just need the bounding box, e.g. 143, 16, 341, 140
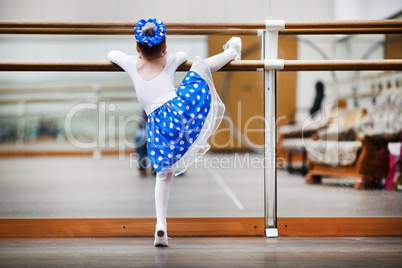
0, 0, 337, 24
0, 0, 335, 90
0, 0, 335, 81
0, 0, 271, 21
334, 0, 402, 20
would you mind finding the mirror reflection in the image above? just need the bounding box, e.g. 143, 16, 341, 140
0, 29, 401, 220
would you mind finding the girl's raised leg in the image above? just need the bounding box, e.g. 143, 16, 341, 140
190, 37, 241, 74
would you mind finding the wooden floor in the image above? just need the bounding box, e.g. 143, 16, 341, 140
0, 237, 401, 267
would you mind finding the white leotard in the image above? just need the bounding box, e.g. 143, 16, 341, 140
108, 50, 187, 114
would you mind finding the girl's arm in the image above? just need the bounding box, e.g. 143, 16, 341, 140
108, 50, 134, 72
174, 51, 188, 68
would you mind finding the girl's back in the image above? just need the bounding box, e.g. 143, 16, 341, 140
136, 56, 167, 81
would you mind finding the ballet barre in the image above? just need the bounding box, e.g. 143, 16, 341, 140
1, 19, 401, 29
0, 59, 401, 72
2, 28, 402, 35
0, 19, 401, 35
0, 28, 258, 35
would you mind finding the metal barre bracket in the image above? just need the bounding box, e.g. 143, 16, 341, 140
265, 20, 285, 30
266, 228, 278, 238
264, 59, 285, 70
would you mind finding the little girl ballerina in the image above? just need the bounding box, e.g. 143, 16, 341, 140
108, 18, 241, 247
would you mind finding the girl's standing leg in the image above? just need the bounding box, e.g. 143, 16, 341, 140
155, 170, 173, 226
154, 170, 174, 246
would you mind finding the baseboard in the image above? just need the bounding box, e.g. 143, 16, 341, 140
0, 217, 400, 238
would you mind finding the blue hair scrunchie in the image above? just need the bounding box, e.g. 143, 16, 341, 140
134, 18, 166, 47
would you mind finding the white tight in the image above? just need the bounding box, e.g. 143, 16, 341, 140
154, 48, 237, 228
155, 171, 174, 227
190, 48, 237, 75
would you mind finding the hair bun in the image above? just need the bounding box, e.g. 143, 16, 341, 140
134, 18, 166, 47
142, 22, 157, 36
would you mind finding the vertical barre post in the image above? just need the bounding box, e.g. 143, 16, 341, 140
263, 20, 284, 238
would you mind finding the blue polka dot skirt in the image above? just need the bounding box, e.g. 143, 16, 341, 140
146, 63, 225, 176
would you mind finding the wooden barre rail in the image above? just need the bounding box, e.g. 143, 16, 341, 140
1, 28, 402, 35
1, 19, 401, 35
1, 19, 401, 29
1, 60, 401, 72
0, 28, 259, 36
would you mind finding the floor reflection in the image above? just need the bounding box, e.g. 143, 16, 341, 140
0, 153, 401, 218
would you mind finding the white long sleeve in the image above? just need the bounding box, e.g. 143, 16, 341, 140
108, 50, 136, 73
